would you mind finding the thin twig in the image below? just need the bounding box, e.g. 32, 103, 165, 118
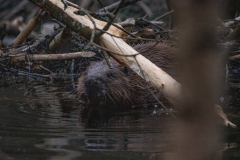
97, 0, 126, 37
74, 8, 98, 44
98, 0, 140, 12
154, 10, 174, 21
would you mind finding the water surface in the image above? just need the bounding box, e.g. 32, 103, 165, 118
0, 83, 239, 160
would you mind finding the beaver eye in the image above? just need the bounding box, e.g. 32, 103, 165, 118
106, 71, 114, 78
124, 66, 131, 76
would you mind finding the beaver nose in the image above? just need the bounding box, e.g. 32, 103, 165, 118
85, 79, 102, 96
85, 79, 98, 87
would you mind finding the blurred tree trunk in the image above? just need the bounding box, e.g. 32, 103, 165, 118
169, 0, 224, 160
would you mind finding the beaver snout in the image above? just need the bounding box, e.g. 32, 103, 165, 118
83, 78, 107, 106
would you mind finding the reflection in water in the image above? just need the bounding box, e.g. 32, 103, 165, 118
0, 83, 239, 159
36, 138, 82, 160
80, 106, 172, 152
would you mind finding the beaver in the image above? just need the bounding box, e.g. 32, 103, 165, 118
77, 43, 176, 107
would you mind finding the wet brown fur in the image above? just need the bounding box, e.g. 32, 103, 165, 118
77, 43, 176, 107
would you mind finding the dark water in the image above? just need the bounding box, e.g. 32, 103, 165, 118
0, 83, 239, 160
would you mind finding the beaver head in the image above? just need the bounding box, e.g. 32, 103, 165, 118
77, 58, 139, 106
